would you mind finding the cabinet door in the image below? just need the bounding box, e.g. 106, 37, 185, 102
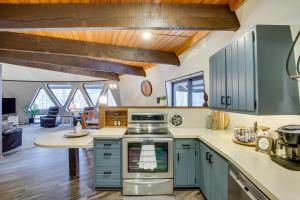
174, 148, 196, 186
210, 151, 229, 200
200, 144, 211, 199
195, 148, 201, 188
209, 54, 218, 108
216, 49, 227, 109
209, 49, 226, 108
226, 31, 255, 111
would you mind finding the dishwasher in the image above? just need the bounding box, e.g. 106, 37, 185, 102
228, 163, 269, 200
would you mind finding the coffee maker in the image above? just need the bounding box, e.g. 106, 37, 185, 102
270, 125, 300, 171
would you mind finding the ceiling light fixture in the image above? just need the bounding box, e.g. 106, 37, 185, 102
142, 31, 152, 40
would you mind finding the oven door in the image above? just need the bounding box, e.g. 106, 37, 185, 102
123, 137, 173, 179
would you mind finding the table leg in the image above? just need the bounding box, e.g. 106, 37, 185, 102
68, 148, 79, 178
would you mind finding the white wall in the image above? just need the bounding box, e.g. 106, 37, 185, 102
3, 81, 47, 124
2, 64, 104, 82
128, 108, 300, 131
119, 0, 300, 106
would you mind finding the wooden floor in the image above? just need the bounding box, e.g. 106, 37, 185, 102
0, 147, 204, 200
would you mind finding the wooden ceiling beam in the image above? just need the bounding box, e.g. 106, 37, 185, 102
0, 50, 146, 77
0, 4, 240, 31
0, 57, 120, 80
0, 32, 180, 66
229, 0, 246, 12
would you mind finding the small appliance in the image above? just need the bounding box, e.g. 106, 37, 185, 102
271, 125, 300, 170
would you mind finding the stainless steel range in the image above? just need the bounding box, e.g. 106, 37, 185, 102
122, 113, 173, 196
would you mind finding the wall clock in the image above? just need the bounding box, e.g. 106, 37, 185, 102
141, 80, 152, 97
170, 114, 183, 127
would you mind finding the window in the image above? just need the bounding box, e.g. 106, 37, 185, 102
83, 83, 104, 106
30, 88, 55, 110
68, 89, 88, 112
167, 72, 205, 107
48, 83, 72, 106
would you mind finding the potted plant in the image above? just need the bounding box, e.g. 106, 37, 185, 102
159, 96, 168, 106
24, 104, 40, 124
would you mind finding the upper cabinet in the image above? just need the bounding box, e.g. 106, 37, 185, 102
209, 25, 300, 115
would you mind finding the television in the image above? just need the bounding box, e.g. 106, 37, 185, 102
2, 98, 16, 114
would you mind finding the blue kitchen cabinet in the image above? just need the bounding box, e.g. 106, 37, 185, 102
199, 142, 228, 200
174, 139, 200, 187
209, 25, 300, 114
93, 139, 122, 188
209, 48, 226, 109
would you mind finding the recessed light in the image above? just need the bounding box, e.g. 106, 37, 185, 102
142, 31, 152, 40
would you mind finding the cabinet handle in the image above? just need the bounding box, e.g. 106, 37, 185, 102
104, 144, 112, 148
208, 154, 214, 164
104, 171, 112, 174
182, 144, 190, 149
104, 153, 111, 156
177, 153, 180, 162
226, 96, 231, 105
206, 152, 210, 160
221, 96, 225, 105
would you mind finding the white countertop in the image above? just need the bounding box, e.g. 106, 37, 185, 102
34, 127, 300, 200
169, 128, 300, 200
34, 129, 93, 148
91, 127, 127, 139
34, 128, 126, 148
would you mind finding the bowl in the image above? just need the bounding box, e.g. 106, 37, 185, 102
234, 128, 257, 143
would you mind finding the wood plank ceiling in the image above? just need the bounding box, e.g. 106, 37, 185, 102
0, 0, 244, 77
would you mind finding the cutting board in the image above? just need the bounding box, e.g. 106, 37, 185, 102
210, 111, 229, 130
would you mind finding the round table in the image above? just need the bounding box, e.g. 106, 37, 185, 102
34, 130, 93, 178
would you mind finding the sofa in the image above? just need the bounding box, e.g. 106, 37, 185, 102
2, 121, 22, 153
40, 107, 61, 128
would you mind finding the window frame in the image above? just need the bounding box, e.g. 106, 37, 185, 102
47, 83, 73, 106
30, 88, 55, 112
168, 72, 205, 107
83, 83, 104, 107
67, 88, 89, 112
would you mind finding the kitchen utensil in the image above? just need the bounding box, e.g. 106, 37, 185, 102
210, 111, 229, 130
218, 112, 229, 130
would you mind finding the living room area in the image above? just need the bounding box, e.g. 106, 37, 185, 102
1, 64, 119, 156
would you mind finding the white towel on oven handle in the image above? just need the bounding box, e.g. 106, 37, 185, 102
138, 144, 157, 170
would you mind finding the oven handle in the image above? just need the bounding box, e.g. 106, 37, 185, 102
123, 138, 173, 142
124, 179, 171, 185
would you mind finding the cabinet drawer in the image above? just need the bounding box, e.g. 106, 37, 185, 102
95, 180, 121, 187
175, 139, 198, 149
95, 166, 120, 175
95, 148, 120, 157
95, 173, 120, 181
95, 156, 120, 167
94, 140, 121, 149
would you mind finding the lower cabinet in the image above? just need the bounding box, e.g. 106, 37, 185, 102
200, 141, 228, 200
174, 139, 228, 200
94, 139, 122, 188
174, 139, 200, 187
